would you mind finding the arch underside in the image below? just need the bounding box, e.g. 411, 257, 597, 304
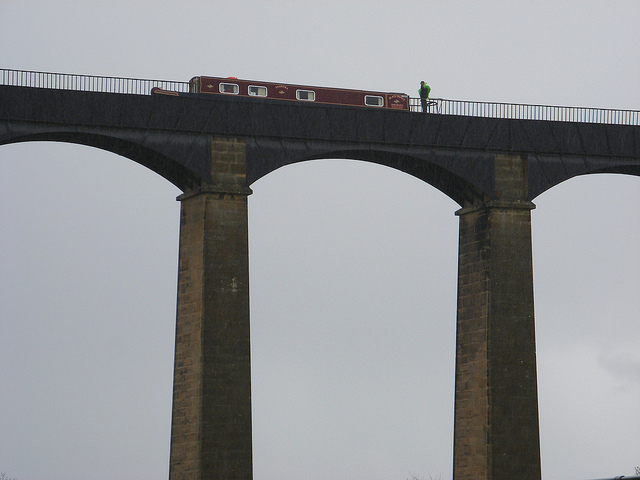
0, 129, 207, 192
5, 129, 639, 206
246, 140, 493, 207
528, 153, 640, 200
2, 130, 488, 206
312, 150, 489, 207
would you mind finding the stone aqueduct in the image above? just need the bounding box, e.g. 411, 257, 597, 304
2, 70, 640, 480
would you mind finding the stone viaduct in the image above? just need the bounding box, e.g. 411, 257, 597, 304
1, 80, 639, 480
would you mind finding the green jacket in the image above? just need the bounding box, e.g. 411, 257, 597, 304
419, 83, 431, 98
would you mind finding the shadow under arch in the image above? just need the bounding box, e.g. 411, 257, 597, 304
247, 158, 459, 479
1, 130, 202, 192
529, 156, 640, 202
249, 145, 488, 208
531, 172, 640, 479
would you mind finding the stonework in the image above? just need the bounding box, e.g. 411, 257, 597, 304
210, 136, 248, 189
169, 137, 253, 480
453, 154, 541, 480
168, 143, 543, 480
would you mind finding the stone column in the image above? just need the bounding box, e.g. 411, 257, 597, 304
169, 138, 253, 480
453, 154, 541, 480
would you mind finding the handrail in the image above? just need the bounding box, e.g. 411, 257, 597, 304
0, 68, 189, 96
409, 96, 640, 125
2, 68, 639, 126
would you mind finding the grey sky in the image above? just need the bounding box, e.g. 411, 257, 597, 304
1, 1, 639, 480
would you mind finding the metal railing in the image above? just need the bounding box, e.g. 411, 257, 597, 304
2, 68, 639, 126
0, 68, 189, 96
409, 96, 640, 125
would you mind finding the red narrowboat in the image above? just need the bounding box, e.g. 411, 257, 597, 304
188, 76, 409, 110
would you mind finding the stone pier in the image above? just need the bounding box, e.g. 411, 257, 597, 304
453, 154, 541, 480
169, 138, 253, 480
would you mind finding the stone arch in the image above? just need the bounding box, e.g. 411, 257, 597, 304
1, 130, 203, 191
248, 144, 489, 207
529, 156, 640, 201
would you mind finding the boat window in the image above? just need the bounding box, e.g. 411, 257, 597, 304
249, 85, 267, 97
219, 83, 239, 94
296, 89, 316, 101
365, 95, 384, 107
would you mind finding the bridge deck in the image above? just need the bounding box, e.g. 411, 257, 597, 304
2, 68, 639, 124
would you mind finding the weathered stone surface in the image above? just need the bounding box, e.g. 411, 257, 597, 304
453, 154, 541, 480
169, 137, 253, 480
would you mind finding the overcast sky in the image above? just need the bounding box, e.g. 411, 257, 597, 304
1, 2, 639, 480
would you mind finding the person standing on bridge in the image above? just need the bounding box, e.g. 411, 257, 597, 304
419, 81, 431, 113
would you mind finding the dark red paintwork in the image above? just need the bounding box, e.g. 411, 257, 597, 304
189, 76, 409, 110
